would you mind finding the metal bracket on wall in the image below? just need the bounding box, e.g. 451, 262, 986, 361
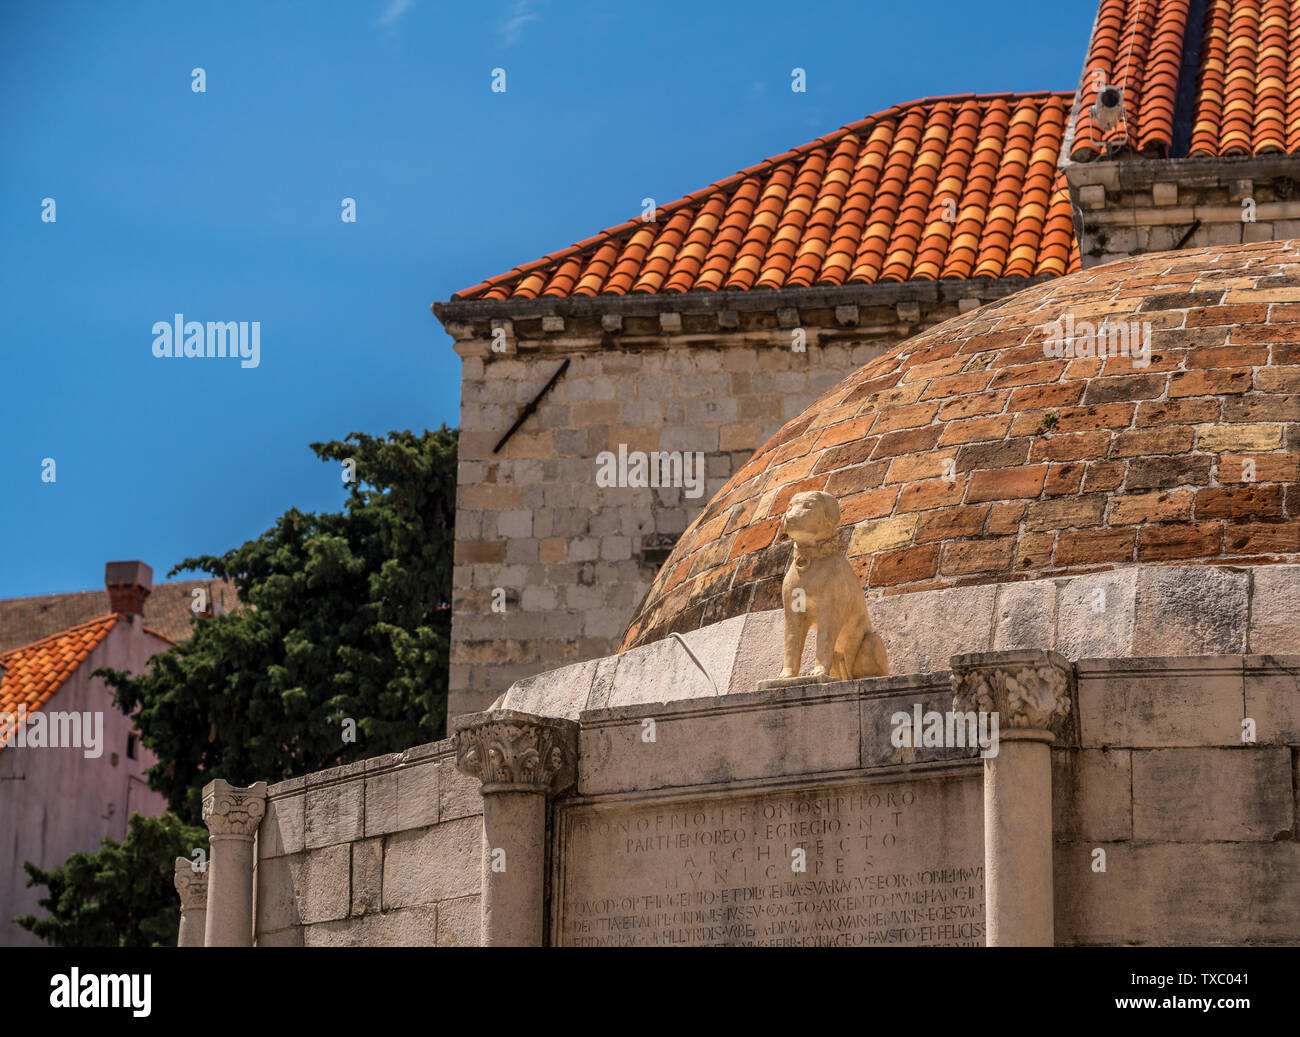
1174, 218, 1202, 250
492, 357, 570, 455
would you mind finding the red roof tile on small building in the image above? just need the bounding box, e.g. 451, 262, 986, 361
0, 616, 118, 747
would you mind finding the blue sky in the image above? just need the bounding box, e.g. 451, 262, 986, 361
0, 0, 1098, 598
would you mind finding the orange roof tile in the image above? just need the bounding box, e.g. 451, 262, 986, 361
1073, 0, 1300, 161
0, 615, 118, 749
454, 93, 1080, 301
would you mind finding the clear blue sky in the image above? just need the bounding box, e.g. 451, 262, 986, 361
0, 0, 1098, 598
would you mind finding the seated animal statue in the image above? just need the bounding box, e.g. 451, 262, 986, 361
778, 490, 889, 681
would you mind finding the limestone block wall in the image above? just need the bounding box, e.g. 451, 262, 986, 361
1054, 655, 1300, 945
440, 282, 1047, 717
234, 635, 1299, 946
1065, 155, 1300, 268
252, 738, 482, 946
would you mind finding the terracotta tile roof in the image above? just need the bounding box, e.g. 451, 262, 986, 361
0, 615, 118, 747
0, 578, 238, 654
454, 93, 1081, 301
1071, 0, 1300, 160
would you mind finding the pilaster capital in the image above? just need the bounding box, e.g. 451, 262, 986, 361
173, 856, 209, 909
201, 779, 267, 838
453, 709, 577, 795
950, 649, 1073, 733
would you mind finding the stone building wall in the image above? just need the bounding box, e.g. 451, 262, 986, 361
1065, 155, 1300, 267
438, 280, 1046, 717
252, 738, 482, 947
221, 638, 1300, 946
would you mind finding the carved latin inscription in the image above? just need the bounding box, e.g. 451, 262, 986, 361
557, 777, 984, 946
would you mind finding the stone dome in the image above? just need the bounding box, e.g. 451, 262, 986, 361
623, 239, 1300, 650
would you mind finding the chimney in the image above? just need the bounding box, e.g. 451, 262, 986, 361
105, 560, 153, 617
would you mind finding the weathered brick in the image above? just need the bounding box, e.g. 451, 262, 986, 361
815, 415, 876, 449
1222, 394, 1300, 422
1043, 462, 1085, 495
1194, 485, 1285, 520
1195, 424, 1285, 452
1135, 398, 1221, 426
967, 465, 1049, 502
956, 438, 1031, 471
988, 362, 1062, 389
847, 513, 918, 555
1014, 402, 1135, 435
939, 537, 1016, 576
1168, 368, 1252, 397
1028, 431, 1111, 462
937, 392, 1010, 421
987, 501, 1027, 534
896, 476, 967, 513
1081, 374, 1167, 404
914, 505, 989, 543
869, 544, 940, 586
1112, 427, 1195, 456
1255, 367, 1300, 393
937, 415, 1014, 446
1084, 459, 1127, 491
1056, 527, 1135, 565
885, 452, 956, 484
1025, 494, 1108, 531
1126, 455, 1213, 489
1016, 530, 1056, 569
1008, 382, 1086, 411
1109, 490, 1194, 525
1217, 452, 1300, 483
1185, 304, 1269, 326
839, 487, 898, 524
920, 370, 994, 399
728, 517, 782, 558
1223, 520, 1300, 553
868, 402, 940, 434
870, 425, 942, 459
824, 461, 888, 495
1136, 521, 1223, 561
1184, 345, 1269, 369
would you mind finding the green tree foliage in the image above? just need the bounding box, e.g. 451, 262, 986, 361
99, 428, 457, 825
14, 812, 209, 947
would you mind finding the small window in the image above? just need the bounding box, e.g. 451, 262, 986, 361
126, 734, 138, 761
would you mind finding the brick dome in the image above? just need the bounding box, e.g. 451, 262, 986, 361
622, 239, 1300, 650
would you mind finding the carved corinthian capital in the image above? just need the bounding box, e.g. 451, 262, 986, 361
201, 779, 268, 838
453, 710, 578, 795
950, 650, 1073, 733
173, 856, 209, 909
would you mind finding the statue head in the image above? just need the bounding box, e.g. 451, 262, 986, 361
783, 490, 840, 546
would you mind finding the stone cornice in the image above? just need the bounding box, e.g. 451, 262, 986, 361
201, 779, 268, 839
950, 650, 1074, 735
453, 709, 578, 795
433, 276, 1051, 333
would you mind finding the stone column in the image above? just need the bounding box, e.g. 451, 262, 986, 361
201, 779, 267, 947
173, 857, 209, 947
453, 710, 577, 947
951, 650, 1072, 948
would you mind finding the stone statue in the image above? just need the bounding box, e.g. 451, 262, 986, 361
778, 491, 889, 681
